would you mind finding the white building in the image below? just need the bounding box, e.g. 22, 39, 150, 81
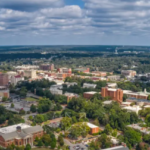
122, 105, 142, 114
10, 75, 24, 85
83, 83, 97, 89
24, 70, 37, 79
50, 85, 63, 95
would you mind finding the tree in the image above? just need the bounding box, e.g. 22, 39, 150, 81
25, 144, 31, 150
37, 139, 43, 147
145, 114, 150, 126
98, 134, 112, 149
123, 94, 128, 102
2, 96, 8, 102
58, 134, 64, 146
104, 124, 112, 135
11, 103, 14, 108
61, 117, 72, 130
122, 128, 141, 148
19, 109, 25, 115
147, 95, 150, 100
30, 104, 36, 113
42, 134, 51, 146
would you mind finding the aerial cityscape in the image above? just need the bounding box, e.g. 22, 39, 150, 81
1, 0, 150, 150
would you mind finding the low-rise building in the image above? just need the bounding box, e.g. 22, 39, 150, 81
64, 92, 79, 102
107, 75, 121, 81
50, 85, 63, 95
74, 67, 90, 73
57, 68, 72, 74
121, 70, 136, 78
102, 145, 129, 150
83, 91, 100, 99
123, 89, 149, 100
83, 83, 97, 89
122, 105, 142, 114
65, 82, 77, 88
48, 118, 62, 128
10, 75, 24, 85
0, 123, 43, 148
86, 122, 100, 134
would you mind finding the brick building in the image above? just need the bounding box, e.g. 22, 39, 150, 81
74, 67, 90, 73
101, 87, 123, 103
86, 123, 100, 134
57, 68, 72, 74
0, 74, 9, 86
83, 91, 100, 99
0, 123, 43, 148
40, 64, 54, 71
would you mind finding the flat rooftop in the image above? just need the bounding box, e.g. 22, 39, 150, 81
0, 123, 31, 134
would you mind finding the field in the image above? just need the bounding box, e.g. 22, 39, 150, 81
25, 97, 38, 102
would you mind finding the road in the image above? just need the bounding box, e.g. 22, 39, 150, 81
64, 139, 88, 150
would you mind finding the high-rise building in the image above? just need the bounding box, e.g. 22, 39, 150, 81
0, 74, 9, 86
40, 64, 54, 71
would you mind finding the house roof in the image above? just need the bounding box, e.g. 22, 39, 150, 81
0, 124, 43, 141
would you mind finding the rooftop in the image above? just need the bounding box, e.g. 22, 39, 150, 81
102, 146, 129, 150
0, 123, 31, 134
86, 122, 99, 129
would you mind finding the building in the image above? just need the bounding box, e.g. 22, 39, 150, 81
24, 70, 37, 79
74, 67, 90, 73
48, 118, 62, 128
121, 70, 136, 78
83, 91, 100, 99
122, 105, 142, 114
127, 124, 150, 135
0, 74, 9, 86
57, 68, 72, 74
40, 64, 54, 71
126, 98, 150, 105
64, 92, 79, 102
102, 145, 129, 150
83, 83, 97, 89
56, 73, 72, 80
0, 123, 43, 148
91, 77, 107, 81
107, 83, 117, 88
0, 87, 9, 100
15, 65, 39, 70
6, 72, 17, 81
107, 75, 120, 81
101, 87, 123, 103
65, 82, 77, 88
10, 75, 24, 85
123, 89, 149, 100
86, 122, 100, 134
50, 85, 63, 95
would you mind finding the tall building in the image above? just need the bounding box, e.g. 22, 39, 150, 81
0, 123, 43, 148
101, 87, 123, 103
0, 74, 9, 86
40, 64, 54, 71
24, 70, 37, 79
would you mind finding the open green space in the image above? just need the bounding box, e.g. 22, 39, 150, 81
25, 97, 38, 101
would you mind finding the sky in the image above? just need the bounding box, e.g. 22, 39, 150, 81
0, 0, 150, 45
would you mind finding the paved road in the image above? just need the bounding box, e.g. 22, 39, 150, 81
64, 139, 88, 150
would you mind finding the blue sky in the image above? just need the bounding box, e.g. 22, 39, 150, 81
0, 0, 150, 45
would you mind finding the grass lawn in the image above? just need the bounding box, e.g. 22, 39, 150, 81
25, 97, 38, 102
